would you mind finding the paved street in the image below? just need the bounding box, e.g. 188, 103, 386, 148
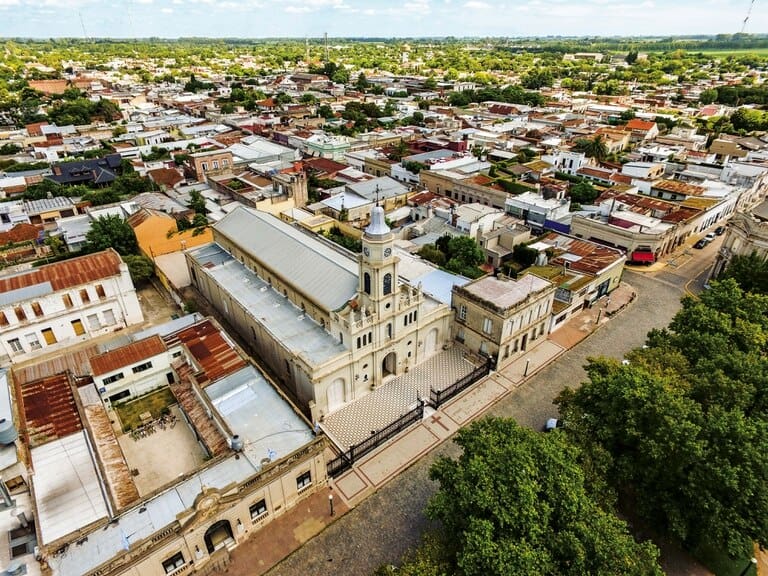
266, 268, 693, 576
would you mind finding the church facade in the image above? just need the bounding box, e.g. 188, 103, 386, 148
186, 205, 453, 423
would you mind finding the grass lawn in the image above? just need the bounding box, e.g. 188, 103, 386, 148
114, 387, 176, 431
692, 540, 756, 576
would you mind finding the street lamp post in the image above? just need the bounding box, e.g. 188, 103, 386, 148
329, 493, 334, 517
738, 558, 757, 576
523, 359, 530, 377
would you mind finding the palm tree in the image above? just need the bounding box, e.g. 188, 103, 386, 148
574, 135, 609, 163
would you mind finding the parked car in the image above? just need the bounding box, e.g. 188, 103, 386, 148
715, 226, 726, 236
694, 239, 708, 249
705, 232, 717, 242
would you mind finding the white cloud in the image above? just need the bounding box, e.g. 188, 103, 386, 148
161, 7, 172, 12
463, 0, 490, 7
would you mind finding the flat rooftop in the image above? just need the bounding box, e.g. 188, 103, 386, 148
31, 432, 109, 547
457, 275, 552, 309
188, 243, 347, 366
49, 455, 259, 576
206, 365, 314, 469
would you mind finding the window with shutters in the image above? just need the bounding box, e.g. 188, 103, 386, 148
0, 312, 7, 327
7, 339, 22, 353
249, 499, 268, 522
95, 284, 106, 299
162, 552, 185, 575
41, 329, 57, 345
71, 319, 85, 336
62, 294, 73, 308
79, 289, 90, 304
103, 309, 116, 325
87, 314, 100, 330
25, 334, 41, 350
14, 307, 26, 322
31, 302, 43, 317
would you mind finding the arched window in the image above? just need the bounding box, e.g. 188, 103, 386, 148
383, 273, 392, 295
364, 272, 371, 295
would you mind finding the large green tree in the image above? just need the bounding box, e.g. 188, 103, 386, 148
557, 279, 768, 556
418, 418, 663, 576
569, 180, 599, 204
574, 135, 609, 163
721, 251, 768, 294
123, 254, 154, 285
85, 215, 139, 256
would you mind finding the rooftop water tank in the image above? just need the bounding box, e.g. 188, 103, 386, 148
0, 419, 18, 445
229, 435, 243, 452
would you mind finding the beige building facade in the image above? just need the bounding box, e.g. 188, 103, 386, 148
452, 274, 556, 370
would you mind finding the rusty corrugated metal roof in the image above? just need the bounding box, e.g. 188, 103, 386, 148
174, 319, 246, 384
89, 335, 167, 376
0, 249, 122, 294
17, 373, 83, 447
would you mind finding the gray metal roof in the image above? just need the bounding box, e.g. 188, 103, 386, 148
347, 176, 408, 202
0, 281, 52, 307
214, 206, 358, 312
188, 244, 347, 366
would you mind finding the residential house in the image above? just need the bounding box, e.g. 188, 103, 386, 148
504, 191, 571, 232
47, 154, 123, 187
186, 149, 233, 182
624, 118, 660, 142
522, 232, 626, 331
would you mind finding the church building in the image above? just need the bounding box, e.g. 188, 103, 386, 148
186, 205, 453, 423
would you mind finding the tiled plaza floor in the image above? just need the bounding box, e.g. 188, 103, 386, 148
321, 347, 478, 450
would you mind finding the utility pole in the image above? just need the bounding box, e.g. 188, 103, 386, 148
78, 12, 89, 41
305, 37, 310, 64
324, 32, 329, 63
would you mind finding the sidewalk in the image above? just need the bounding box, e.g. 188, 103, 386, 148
229, 281, 638, 573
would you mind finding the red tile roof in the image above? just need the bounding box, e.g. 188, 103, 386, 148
304, 157, 348, 175
147, 167, 184, 189
0, 249, 123, 294
90, 335, 167, 376
173, 319, 246, 384
0, 223, 40, 245
626, 119, 657, 131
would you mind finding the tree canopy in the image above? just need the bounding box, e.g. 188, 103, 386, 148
720, 251, 768, 294
557, 279, 768, 557
569, 180, 599, 205
85, 214, 139, 256
401, 418, 664, 576
419, 234, 485, 279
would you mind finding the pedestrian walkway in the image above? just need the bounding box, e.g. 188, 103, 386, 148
227, 281, 638, 574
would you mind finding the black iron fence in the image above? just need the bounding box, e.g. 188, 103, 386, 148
428, 357, 493, 408
327, 400, 425, 477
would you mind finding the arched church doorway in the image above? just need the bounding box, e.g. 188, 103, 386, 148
204, 519, 234, 554
382, 352, 397, 377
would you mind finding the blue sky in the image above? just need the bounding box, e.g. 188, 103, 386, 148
0, 0, 765, 39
